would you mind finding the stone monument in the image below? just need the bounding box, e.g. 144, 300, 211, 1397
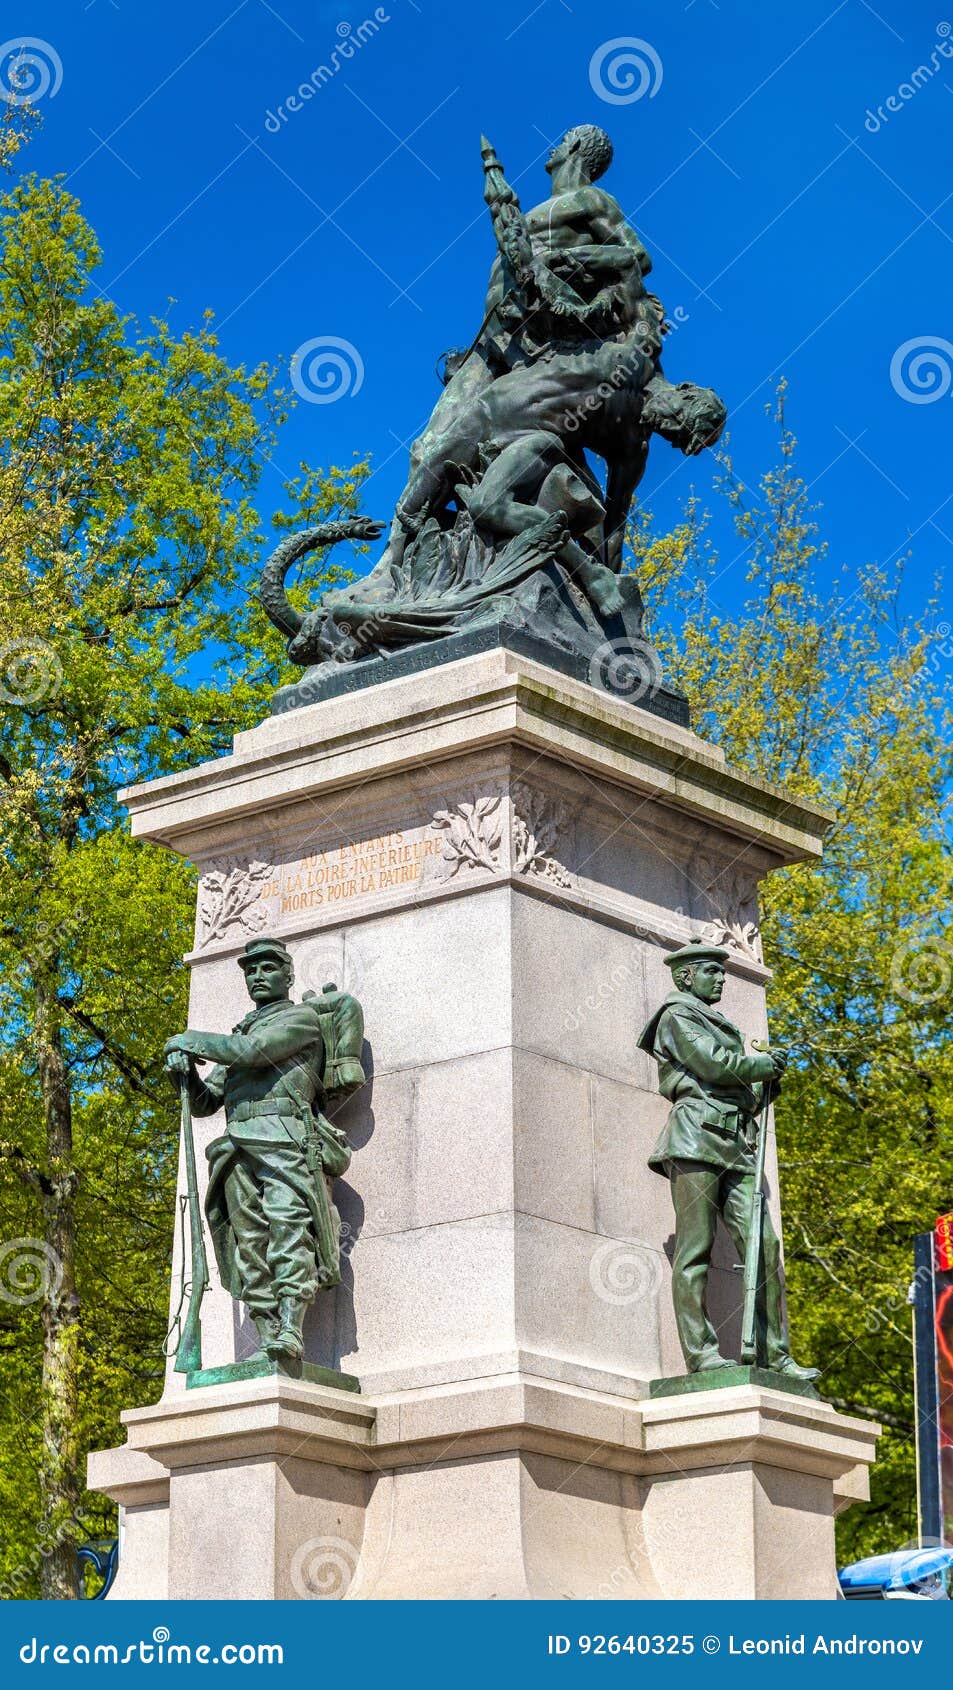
88, 125, 877, 1601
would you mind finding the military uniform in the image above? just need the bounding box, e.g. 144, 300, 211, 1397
170, 939, 362, 1359
639, 945, 804, 1376
184, 996, 345, 1318
642, 988, 774, 1177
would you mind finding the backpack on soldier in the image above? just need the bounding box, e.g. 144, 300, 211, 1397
305, 982, 366, 1100
302, 984, 366, 1180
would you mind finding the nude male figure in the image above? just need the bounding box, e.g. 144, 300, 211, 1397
378, 125, 660, 575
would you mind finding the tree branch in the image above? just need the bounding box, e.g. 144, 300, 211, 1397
0, 1140, 52, 1196
827, 1396, 913, 1435
58, 1001, 153, 1097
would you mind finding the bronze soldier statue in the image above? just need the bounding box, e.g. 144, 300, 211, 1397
639, 938, 818, 1382
164, 937, 364, 1364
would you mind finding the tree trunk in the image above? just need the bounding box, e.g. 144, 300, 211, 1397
34, 972, 81, 1600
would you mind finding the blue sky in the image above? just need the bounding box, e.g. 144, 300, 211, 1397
9, 0, 953, 622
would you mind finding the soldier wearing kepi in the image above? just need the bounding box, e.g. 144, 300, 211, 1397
164, 938, 363, 1364
639, 938, 818, 1382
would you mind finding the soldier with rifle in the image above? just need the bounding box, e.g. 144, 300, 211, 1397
639, 938, 819, 1383
164, 937, 364, 1367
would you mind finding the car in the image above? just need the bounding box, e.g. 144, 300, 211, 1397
839, 1547, 953, 1600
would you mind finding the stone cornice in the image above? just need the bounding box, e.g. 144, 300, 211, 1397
119, 649, 831, 868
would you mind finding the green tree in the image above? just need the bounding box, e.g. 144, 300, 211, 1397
0, 95, 38, 173
634, 388, 953, 1557
0, 172, 371, 1597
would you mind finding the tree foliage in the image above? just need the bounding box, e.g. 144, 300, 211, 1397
0, 98, 38, 175
635, 387, 953, 1557
0, 172, 370, 1596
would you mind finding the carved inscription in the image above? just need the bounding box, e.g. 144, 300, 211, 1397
197, 831, 442, 946
280, 833, 440, 916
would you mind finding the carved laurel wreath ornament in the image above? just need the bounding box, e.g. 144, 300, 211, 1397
198, 860, 273, 944
692, 851, 762, 963
430, 795, 505, 875
510, 782, 573, 887
430, 786, 572, 888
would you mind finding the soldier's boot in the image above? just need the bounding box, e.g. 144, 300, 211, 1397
265, 1297, 307, 1361
769, 1352, 820, 1383
694, 1348, 734, 1372
248, 1311, 280, 1360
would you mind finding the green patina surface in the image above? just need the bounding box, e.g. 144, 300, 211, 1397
257, 127, 726, 704
638, 942, 819, 1386
649, 1365, 821, 1402
166, 937, 366, 1374
186, 1356, 360, 1392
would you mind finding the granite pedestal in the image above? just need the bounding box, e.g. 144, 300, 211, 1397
88, 648, 878, 1598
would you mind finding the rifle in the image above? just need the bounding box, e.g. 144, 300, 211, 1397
739, 1042, 775, 1367
173, 1072, 208, 1375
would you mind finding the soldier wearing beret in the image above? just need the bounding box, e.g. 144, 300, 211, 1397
639, 938, 818, 1381
164, 938, 361, 1364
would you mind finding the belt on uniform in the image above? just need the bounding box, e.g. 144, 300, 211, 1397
229, 1100, 304, 1122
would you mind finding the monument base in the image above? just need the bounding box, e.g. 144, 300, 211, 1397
91, 647, 876, 1599
185, 1357, 359, 1392
649, 1365, 821, 1402
90, 1370, 877, 1601
270, 599, 691, 732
